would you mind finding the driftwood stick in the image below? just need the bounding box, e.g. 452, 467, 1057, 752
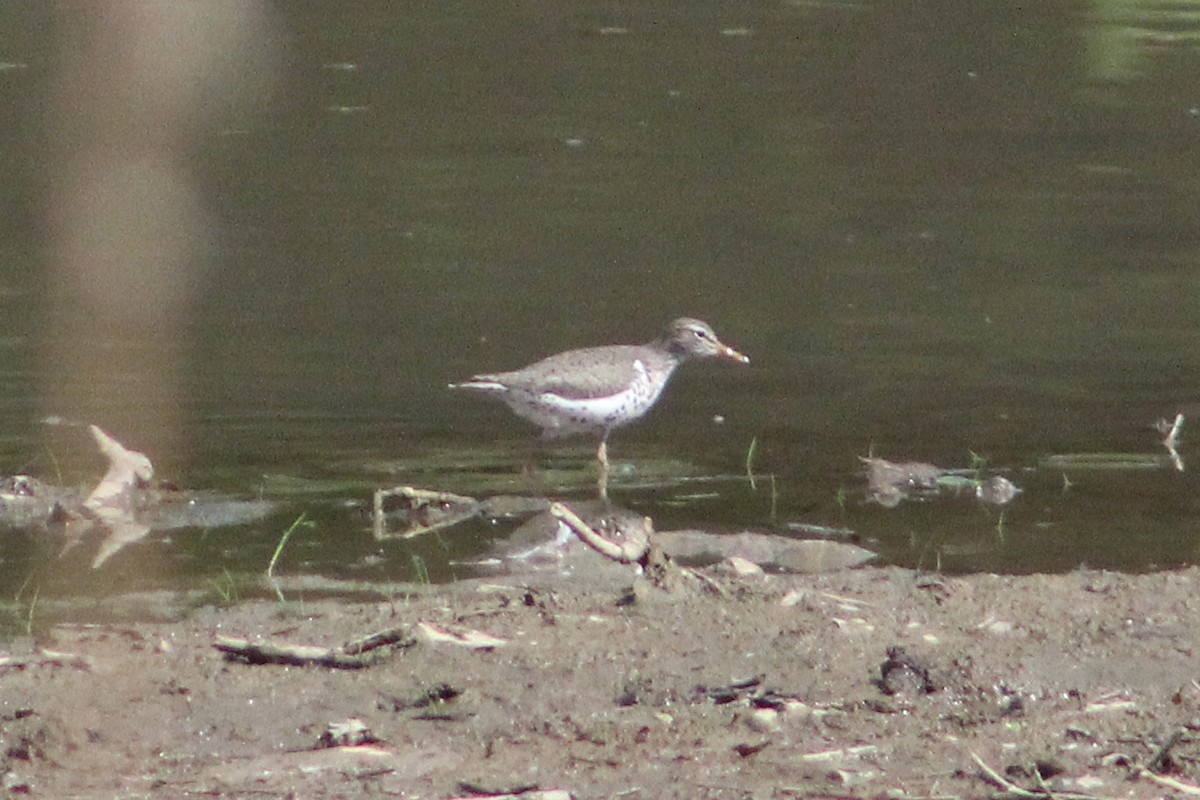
372, 486, 482, 540
342, 626, 417, 655
548, 502, 649, 564
215, 636, 388, 669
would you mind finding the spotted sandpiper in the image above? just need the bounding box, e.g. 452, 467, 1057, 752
449, 317, 749, 496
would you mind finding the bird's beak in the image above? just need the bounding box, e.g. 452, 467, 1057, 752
719, 344, 750, 364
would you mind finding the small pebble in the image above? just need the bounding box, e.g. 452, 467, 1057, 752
726, 556, 763, 576
746, 708, 781, 733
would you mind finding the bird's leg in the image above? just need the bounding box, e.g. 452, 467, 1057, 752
597, 438, 610, 500
520, 440, 543, 481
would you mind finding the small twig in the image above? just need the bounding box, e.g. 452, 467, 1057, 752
1163, 413, 1185, 448
969, 751, 1041, 798
820, 592, 873, 609
969, 751, 1117, 800
1139, 768, 1200, 795
1147, 727, 1187, 774
342, 626, 416, 655
684, 566, 729, 596
1161, 413, 1185, 472
1033, 768, 1055, 798
455, 780, 540, 797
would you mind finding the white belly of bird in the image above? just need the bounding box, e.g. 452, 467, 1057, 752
511, 359, 667, 437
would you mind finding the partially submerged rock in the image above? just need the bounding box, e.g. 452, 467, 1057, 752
975, 474, 1022, 505
861, 456, 1022, 508
0, 475, 71, 528
861, 457, 943, 507
658, 530, 876, 573
375, 483, 874, 582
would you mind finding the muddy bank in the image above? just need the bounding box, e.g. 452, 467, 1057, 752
2, 564, 1199, 799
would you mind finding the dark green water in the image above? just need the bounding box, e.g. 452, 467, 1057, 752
3, 2, 1200, 604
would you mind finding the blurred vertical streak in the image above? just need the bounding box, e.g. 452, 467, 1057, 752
40, 2, 276, 466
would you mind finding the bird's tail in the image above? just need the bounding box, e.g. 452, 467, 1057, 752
447, 379, 506, 393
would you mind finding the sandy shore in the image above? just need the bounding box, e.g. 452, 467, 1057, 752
2, 561, 1199, 799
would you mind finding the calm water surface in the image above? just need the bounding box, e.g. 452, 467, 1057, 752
2, 2, 1200, 606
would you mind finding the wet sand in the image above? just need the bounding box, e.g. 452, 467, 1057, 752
2, 562, 1198, 799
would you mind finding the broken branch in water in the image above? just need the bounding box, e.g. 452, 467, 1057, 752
371, 485, 551, 540
85, 425, 154, 512
546, 502, 727, 595
547, 501, 651, 564
372, 486, 482, 539
78, 426, 157, 568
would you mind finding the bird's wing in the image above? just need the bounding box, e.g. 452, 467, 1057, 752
511, 345, 646, 400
